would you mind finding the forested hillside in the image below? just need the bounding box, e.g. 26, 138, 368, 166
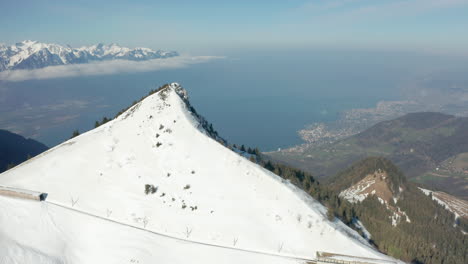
258, 154, 468, 264
328, 157, 467, 263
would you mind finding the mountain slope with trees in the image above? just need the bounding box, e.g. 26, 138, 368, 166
327, 157, 467, 264
258, 155, 467, 264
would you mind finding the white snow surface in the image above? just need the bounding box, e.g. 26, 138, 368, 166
339, 179, 375, 203
353, 219, 372, 240
0, 83, 398, 263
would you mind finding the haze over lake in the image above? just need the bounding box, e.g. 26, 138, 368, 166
1, 48, 466, 151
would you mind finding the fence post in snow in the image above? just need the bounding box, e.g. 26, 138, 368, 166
70, 197, 79, 207
185, 227, 192, 238
278, 242, 283, 253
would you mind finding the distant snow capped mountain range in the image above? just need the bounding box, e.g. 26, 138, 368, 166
0, 40, 179, 71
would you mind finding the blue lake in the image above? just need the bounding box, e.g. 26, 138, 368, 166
3, 48, 444, 151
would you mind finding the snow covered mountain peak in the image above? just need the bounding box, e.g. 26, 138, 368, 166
18, 40, 36, 45
0, 84, 399, 263
0, 41, 179, 71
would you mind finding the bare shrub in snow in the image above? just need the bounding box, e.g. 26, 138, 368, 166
233, 237, 238, 246
70, 197, 79, 207
144, 184, 157, 194
183, 184, 191, 190
277, 242, 283, 253
158, 88, 169, 100
184, 227, 192, 238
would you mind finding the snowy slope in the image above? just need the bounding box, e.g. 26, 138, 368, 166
0, 83, 399, 263
0, 40, 178, 71
0, 196, 303, 264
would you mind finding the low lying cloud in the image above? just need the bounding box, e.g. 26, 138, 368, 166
0, 55, 223, 82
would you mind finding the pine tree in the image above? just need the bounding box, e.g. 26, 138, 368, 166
71, 129, 80, 139
254, 148, 260, 156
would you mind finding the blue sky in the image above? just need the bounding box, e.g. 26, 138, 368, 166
2, 0, 468, 54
